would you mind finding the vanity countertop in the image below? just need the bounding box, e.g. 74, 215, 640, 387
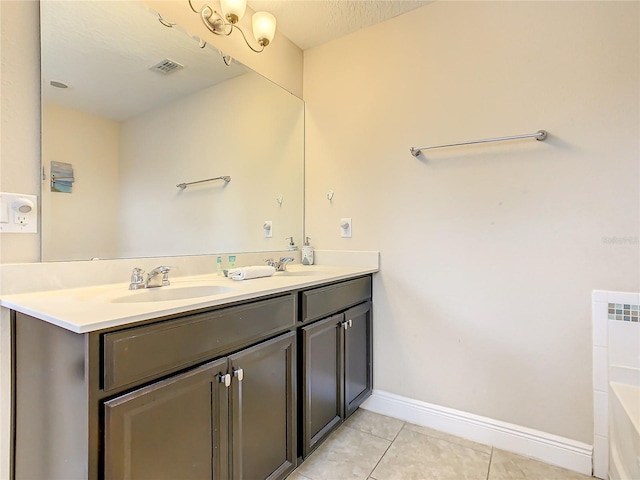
0, 264, 377, 334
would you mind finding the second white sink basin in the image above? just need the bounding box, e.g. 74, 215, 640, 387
111, 285, 234, 303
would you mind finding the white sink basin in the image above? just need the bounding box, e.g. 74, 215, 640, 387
111, 285, 234, 303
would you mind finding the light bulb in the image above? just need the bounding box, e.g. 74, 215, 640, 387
252, 11, 276, 47
220, 0, 246, 23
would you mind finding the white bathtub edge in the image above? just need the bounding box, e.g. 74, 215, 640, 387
610, 382, 640, 435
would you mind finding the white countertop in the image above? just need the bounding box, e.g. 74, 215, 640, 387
0, 264, 376, 333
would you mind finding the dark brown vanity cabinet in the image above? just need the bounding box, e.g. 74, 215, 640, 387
13, 294, 297, 480
227, 332, 296, 480
104, 332, 296, 480
299, 277, 373, 458
343, 301, 374, 418
104, 358, 228, 480
300, 314, 343, 456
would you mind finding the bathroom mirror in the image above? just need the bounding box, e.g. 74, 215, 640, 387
40, 1, 304, 261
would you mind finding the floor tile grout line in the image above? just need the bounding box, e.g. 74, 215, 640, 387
390, 420, 406, 442
364, 423, 402, 480
320, 417, 407, 480
486, 447, 494, 480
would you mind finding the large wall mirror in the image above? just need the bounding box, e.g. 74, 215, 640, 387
40, 1, 304, 261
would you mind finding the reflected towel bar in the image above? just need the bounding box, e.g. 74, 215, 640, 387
410, 130, 548, 157
176, 176, 231, 190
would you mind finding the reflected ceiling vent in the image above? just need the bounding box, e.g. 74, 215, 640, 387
150, 59, 184, 74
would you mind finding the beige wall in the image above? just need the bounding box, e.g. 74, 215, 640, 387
118, 72, 303, 256
304, 1, 639, 443
0, 1, 41, 265
42, 104, 121, 261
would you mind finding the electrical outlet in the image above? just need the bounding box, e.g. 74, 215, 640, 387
340, 217, 352, 238
0, 192, 37, 233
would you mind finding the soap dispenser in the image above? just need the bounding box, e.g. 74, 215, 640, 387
286, 236, 298, 251
302, 237, 314, 265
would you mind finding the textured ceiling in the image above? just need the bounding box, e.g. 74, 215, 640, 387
249, 1, 431, 50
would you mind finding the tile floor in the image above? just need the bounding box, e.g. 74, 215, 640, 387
289, 410, 593, 480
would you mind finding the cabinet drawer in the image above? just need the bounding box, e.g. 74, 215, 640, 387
301, 276, 371, 323
103, 294, 295, 392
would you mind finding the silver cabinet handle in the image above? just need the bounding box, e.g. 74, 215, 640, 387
219, 373, 231, 387
234, 368, 244, 382
342, 321, 348, 331
348, 319, 353, 328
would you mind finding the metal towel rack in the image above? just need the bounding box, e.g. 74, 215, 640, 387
410, 130, 548, 157
176, 176, 231, 190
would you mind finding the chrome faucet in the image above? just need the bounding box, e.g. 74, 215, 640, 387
145, 266, 172, 288
265, 257, 295, 272
128, 266, 172, 290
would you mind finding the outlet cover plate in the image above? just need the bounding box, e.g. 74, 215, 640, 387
340, 217, 352, 238
0, 192, 38, 233
264, 220, 273, 238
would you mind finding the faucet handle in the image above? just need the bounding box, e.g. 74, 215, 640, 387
129, 268, 145, 290
148, 265, 173, 287
150, 265, 173, 274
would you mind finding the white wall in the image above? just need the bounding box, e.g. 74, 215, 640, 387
118, 72, 304, 257
42, 104, 121, 261
304, 1, 639, 444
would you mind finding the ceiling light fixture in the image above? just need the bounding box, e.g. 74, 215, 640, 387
188, 0, 276, 53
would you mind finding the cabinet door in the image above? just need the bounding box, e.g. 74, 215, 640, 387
229, 332, 296, 480
344, 301, 373, 418
301, 313, 344, 457
104, 358, 229, 480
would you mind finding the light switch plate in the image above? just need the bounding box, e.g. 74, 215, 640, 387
340, 217, 352, 238
264, 220, 273, 238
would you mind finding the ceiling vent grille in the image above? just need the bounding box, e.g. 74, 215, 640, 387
150, 59, 184, 74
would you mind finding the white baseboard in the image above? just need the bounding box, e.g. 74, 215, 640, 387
361, 389, 593, 476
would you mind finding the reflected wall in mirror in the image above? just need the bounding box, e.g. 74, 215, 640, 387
41, 1, 304, 261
